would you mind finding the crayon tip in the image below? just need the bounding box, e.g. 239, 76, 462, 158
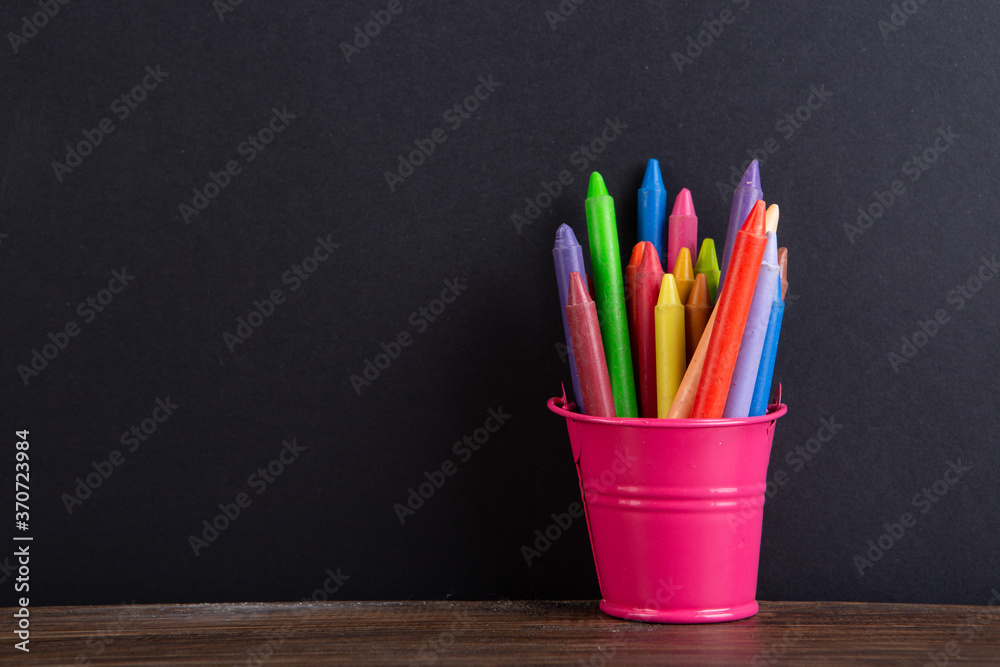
554, 223, 580, 249
765, 204, 779, 234
687, 272, 709, 307
656, 273, 681, 307
640, 159, 664, 192
628, 242, 645, 268
673, 246, 694, 279
741, 160, 761, 190
740, 200, 767, 235
566, 271, 590, 306
638, 241, 662, 274
777, 247, 788, 301
764, 231, 778, 265
671, 188, 695, 217
588, 171, 609, 198
695, 238, 719, 272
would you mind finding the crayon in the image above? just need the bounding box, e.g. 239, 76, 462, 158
637, 159, 667, 265
666, 307, 718, 418
749, 278, 785, 417
585, 172, 638, 418
553, 224, 588, 413
685, 273, 711, 363
635, 242, 665, 418
625, 242, 644, 383
690, 200, 767, 419
667, 188, 697, 273
694, 238, 720, 305
722, 231, 780, 418
655, 274, 686, 417
778, 247, 788, 300
566, 272, 616, 418
673, 246, 695, 304
765, 203, 779, 234
718, 160, 763, 296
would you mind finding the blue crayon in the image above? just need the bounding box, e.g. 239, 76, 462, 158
748, 277, 785, 417
637, 159, 667, 266
554, 224, 588, 412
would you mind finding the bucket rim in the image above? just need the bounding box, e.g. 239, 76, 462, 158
546, 394, 787, 427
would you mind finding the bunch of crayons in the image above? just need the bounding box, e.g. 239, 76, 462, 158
554, 159, 788, 420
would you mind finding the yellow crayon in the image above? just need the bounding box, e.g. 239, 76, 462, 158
655, 274, 687, 418
672, 246, 695, 304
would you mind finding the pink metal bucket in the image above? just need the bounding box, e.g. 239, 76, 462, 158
547, 393, 786, 623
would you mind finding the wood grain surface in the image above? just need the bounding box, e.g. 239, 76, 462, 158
4, 600, 1000, 665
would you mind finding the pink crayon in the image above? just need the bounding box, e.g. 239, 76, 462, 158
667, 188, 697, 274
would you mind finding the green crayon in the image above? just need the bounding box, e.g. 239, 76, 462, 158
585, 172, 637, 418
695, 238, 721, 306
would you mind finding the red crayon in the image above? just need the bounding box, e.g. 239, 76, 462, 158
566, 271, 616, 417
634, 242, 664, 418
625, 243, 644, 382
690, 201, 768, 419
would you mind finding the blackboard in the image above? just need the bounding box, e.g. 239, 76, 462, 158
3, 0, 998, 606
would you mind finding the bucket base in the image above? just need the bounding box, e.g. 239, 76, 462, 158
599, 599, 759, 624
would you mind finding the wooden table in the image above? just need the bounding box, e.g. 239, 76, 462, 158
6, 600, 1000, 665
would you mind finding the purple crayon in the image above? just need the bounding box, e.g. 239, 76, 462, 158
722, 231, 780, 418
718, 160, 763, 296
554, 224, 589, 413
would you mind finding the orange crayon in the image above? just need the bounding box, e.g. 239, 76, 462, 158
672, 246, 695, 304
778, 247, 788, 301
690, 201, 768, 419
685, 273, 711, 364
666, 307, 717, 418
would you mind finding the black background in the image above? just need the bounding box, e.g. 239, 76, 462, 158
2, 1, 998, 606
